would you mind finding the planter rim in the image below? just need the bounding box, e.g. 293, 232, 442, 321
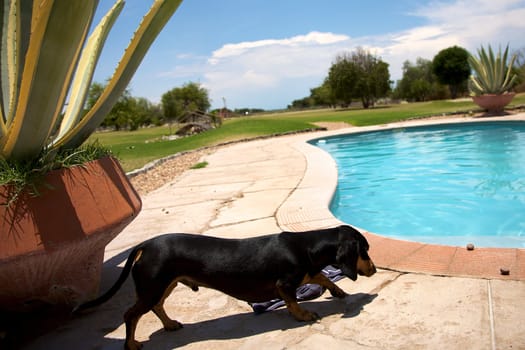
471, 92, 515, 113
471, 92, 516, 97
0, 155, 118, 201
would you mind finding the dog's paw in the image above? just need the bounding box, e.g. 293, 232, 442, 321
164, 320, 183, 331
125, 339, 143, 350
305, 311, 320, 322
293, 309, 320, 322
329, 286, 347, 299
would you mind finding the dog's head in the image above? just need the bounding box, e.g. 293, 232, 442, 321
336, 225, 376, 281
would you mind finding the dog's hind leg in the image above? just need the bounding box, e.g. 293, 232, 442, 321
124, 300, 150, 350
124, 280, 179, 349
152, 280, 183, 331
276, 279, 319, 322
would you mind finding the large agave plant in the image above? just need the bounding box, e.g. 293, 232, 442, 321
468, 44, 518, 96
0, 0, 182, 162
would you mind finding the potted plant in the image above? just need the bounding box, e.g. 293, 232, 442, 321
468, 44, 518, 114
0, 0, 182, 311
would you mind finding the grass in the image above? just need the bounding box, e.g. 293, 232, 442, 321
0, 143, 113, 203
90, 119, 314, 171
90, 94, 525, 172
191, 161, 208, 169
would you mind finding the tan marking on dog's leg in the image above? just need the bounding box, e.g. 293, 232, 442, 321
276, 283, 319, 321
124, 300, 149, 350
152, 281, 183, 331
133, 249, 143, 263
303, 273, 346, 298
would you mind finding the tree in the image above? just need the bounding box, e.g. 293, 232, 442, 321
87, 82, 163, 130
100, 89, 135, 131
288, 79, 336, 110
310, 80, 336, 107
327, 53, 358, 107
87, 82, 135, 130
161, 82, 211, 123
432, 46, 470, 99
130, 97, 163, 130
327, 48, 391, 108
85, 82, 105, 111
289, 96, 313, 109
350, 48, 391, 108
394, 58, 445, 101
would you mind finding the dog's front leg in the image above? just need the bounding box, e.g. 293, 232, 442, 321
276, 279, 319, 321
304, 273, 347, 298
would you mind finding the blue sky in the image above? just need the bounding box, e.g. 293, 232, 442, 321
92, 0, 525, 110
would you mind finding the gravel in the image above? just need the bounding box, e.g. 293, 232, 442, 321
129, 148, 216, 196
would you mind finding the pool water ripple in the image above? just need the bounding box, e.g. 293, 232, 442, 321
312, 122, 525, 248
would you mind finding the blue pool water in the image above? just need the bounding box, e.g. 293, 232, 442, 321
311, 122, 525, 248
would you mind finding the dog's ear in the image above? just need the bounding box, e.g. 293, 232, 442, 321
336, 239, 359, 281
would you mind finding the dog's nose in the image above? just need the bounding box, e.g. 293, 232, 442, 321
368, 261, 377, 276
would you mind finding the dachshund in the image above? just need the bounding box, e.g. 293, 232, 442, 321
76, 225, 376, 350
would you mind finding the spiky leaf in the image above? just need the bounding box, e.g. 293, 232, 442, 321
54, 0, 124, 142
468, 44, 518, 96
54, 0, 183, 151
1, 0, 98, 160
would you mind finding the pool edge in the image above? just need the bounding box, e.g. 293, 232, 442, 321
276, 114, 525, 281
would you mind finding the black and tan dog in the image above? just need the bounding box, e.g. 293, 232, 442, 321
76, 225, 376, 350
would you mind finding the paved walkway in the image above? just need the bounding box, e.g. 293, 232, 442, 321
25, 115, 525, 349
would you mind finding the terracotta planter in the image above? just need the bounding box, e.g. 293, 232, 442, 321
472, 92, 515, 113
0, 156, 141, 311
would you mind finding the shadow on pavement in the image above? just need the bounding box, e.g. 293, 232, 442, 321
0, 247, 134, 350
142, 293, 377, 349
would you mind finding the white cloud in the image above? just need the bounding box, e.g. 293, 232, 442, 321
200, 31, 355, 108
209, 31, 349, 64
411, 0, 524, 22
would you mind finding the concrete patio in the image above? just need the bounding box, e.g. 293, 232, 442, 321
24, 115, 525, 349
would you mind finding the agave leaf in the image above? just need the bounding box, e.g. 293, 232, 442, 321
468, 76, 484, 95
0, 0, 12, 126
1, 1, 15, 136
476, 48, 490, 91
468, 54, 484, 93
490, 50, 499, 92
55, 0, 124, 142
496, 45, 507, 91
467, 55, 480, 76
1, 1, 32, 132
54, 0, 183, 151
485, 46, 496, 92
468, 44, 518, 95
483, 47, 492, 91
500, 46, 516, 93
2, 0, 98, 160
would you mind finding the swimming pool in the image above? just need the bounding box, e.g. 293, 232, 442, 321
311, 122, 525, 248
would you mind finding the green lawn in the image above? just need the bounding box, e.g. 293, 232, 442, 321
90, 94, 525, 172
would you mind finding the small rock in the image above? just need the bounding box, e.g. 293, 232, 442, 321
466, 243, 475, 251
500, 268, 510, 276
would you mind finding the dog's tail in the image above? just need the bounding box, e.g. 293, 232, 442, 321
73, 245, 143, 313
